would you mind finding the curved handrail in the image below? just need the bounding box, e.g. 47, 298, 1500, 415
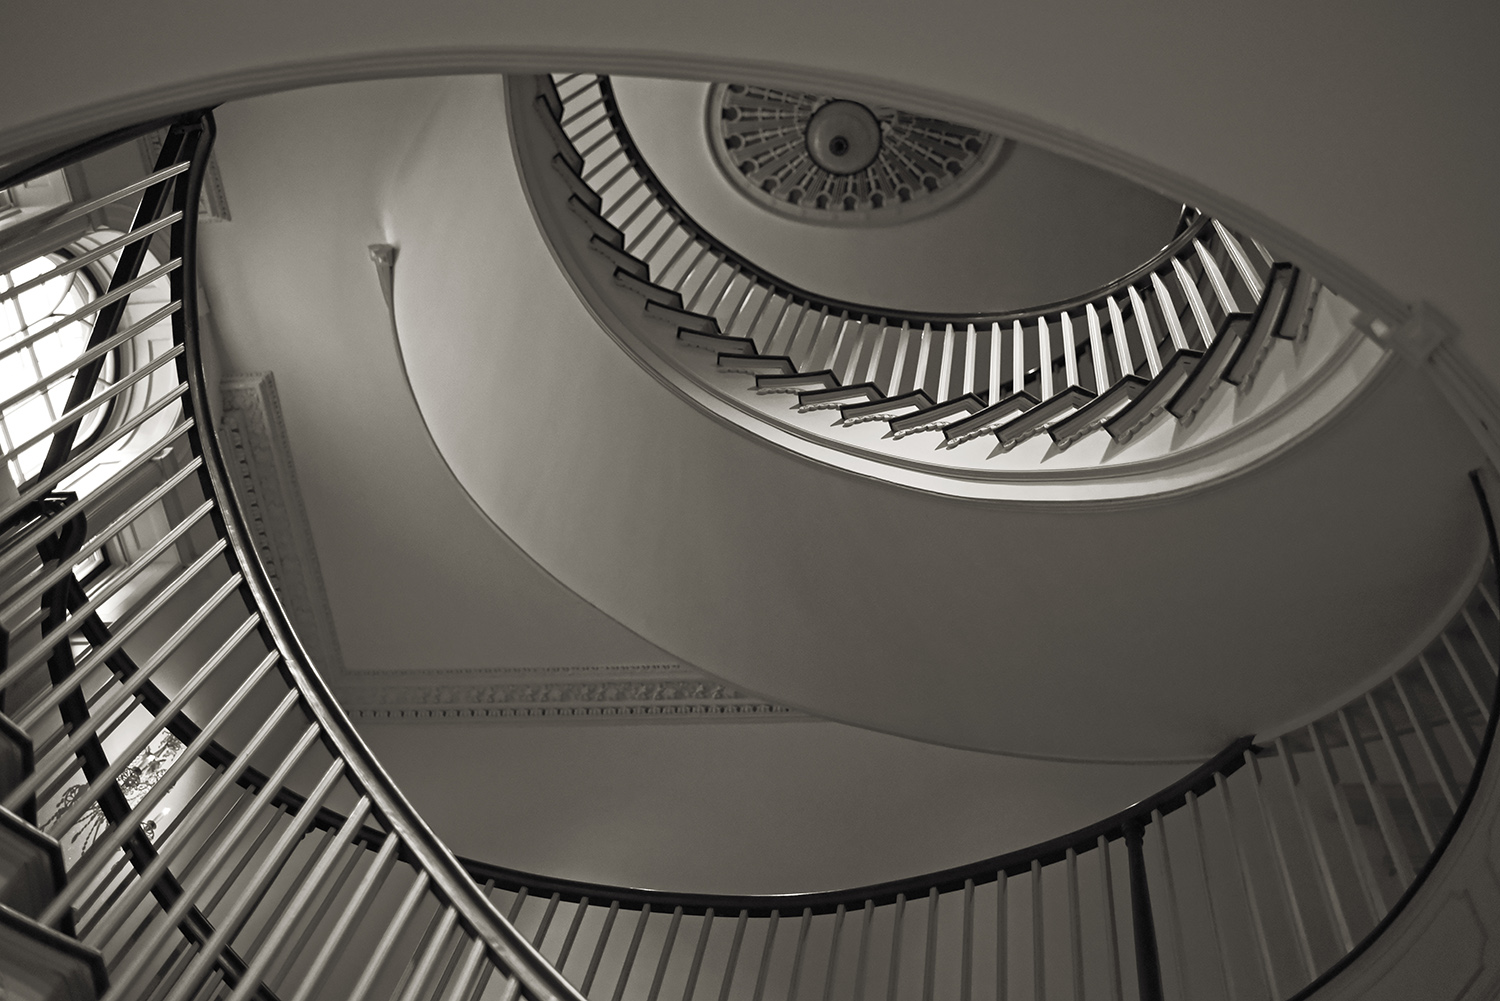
0, 114, 587, 1001
587, 76, 1205, 331
515, 72, 1384, 493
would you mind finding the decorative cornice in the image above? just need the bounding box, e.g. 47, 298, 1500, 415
219, 371, 348, 676
338, 663, 800, 722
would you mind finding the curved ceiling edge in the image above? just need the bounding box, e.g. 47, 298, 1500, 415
0, 44, 1413, 339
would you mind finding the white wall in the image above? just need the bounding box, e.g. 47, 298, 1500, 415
609, 77, 1183, 314
197, 77, 669, 681
358, 717, 1184, 894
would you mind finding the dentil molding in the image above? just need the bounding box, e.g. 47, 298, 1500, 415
218, 371, 798, 723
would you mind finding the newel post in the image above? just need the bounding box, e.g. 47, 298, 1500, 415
1124, 821, 1166, 1001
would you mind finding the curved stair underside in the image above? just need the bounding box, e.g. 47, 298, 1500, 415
514, 74, 1388, 498
368, 72, 1486, 760
0, 94, 1498, 1001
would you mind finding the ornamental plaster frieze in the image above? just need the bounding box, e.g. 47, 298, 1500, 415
335, 664, 801, 722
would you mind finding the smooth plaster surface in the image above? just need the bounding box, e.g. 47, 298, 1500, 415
610, 76, 1184, 315
0, 1, 1494, 394
198, 77, 669, 681
201, 74, 1487, 762
358, 718, 1184, 894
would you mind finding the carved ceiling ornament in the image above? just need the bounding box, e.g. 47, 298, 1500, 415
708, 83, 1011, 225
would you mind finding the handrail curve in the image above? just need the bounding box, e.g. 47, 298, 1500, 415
0, 99, 1490, 1001
512, 73, 1389, 497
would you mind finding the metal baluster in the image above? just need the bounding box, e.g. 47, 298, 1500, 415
1066, 849, 1085, 1001
752, 910, 781, 1001
716, 910, 749, 1001
936, 324, 955, 402
1150, 809, 1189, 1000
1272, 738, 1354, 951
625, 206, 671, 254
1150, 274, 1190, 352
532, 892, 563, 949
1061, 312, 1081, 389
582, 899, 621, 994
682, 909, 714, 1001
505, 887, 530, 923
1095, 837, 1122, 1001
961, 879, 975, 1001
887, 894, 906, 1001
1126, 288, 1162, 375
1308, 723, 1386, 918
989, 323, 1003, 403
393, 905, 460, 1001
1211, 222, 1265, 300
823, 312, 854, 374
854, 901, 875, 1001
1338, 708, 1416, 885
1125, 824, 1165, 1001
1085, 305, 1110, 392
1031, 860, 1045, 1001
645, 906, 684, 1001
1171, 258, 1216, 347
997, 872, 1009, 1001
788, 907, 815, 1001
739, 286, 776, 349
1418, 654, 1478, 764
75, 720, 322, 946
864, 322, 891, 386
1214, 772, 1279, 998
662, 241, 707, 293
603, 178, 649, 221
555, 897, 590, 973
682, 256, 723, 308
580, 145, 627, 184
1460, 608, 1499, 676
1241, 752, 1318, 980
611, 905, 653, 1001
1441, 633, 1491, 719
643, 223, 687, 267
922, 887, 939, 1001
1098, 299, 1133, 379
155, 760, 348, 1001
1364, 692, 1436, 852
823, 904, 847, 1001
1391, 672, 1460, 813
1038, 319, 1054, 400
799, 308, 834, 370
1012, 321, 1025, 397
1193, 240, 1241, 314
723, 280, 759, 337
340, 872, 433, 1001
1187, 791, 1236, 1001
913, 324, 934, 398
886, 320, 912, 395
775, 303, 812, 361
964, 323, 978, 397
761, 298, 798, 357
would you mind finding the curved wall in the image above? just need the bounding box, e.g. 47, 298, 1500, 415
371, 76, 1482, 762
0, 1, 1493, 395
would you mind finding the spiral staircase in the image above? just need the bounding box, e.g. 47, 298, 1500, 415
0, 39, 1498, 1001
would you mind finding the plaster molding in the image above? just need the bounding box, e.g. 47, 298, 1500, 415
338, 663, 801, 722
219, 371, 348, 677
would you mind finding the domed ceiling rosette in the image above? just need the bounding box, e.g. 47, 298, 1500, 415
708, 83, 1011, 224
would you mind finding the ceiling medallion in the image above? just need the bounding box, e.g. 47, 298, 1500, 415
708, 83, 1010, 225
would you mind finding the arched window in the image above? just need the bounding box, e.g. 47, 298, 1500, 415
0, 250, 119, 486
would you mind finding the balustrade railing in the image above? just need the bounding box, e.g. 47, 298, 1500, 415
0, 113, 584, 1001
512, 74, 1380, 488
0, 94, 1487, 1001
